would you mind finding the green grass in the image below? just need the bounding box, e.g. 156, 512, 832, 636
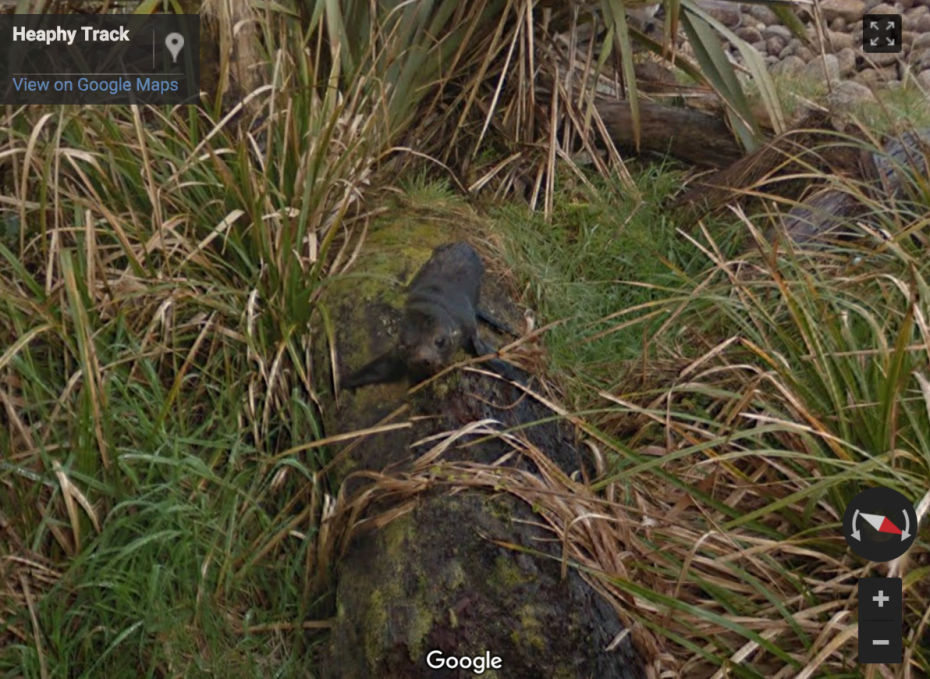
855, 79, 930, 130
550, 179, 930, 676
0, 15, 370, 676
2, 342, 320, 678
11, 444, 314, 677
747, 71, 930, 132
492, 161, 744, 396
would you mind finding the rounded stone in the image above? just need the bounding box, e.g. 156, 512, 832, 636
820, 0, 866, 22
796, 5, 815, 22
827, 30, 855, 50
854, 69, 882, 86
634, 59, 678, 84
762, 24, 792, 41
796, 46, 815, 62
827, 80, 877, 113
854, 65, 899, 85
767, 36, 787, 55
837, 47, 858, 75
737, 26, 764, 43
749, 4, 779, 24
865, 51, 900, 67
910, 48, 930, 71
801, 53, 841, 81
913, 33, 930, 51
770, 54, 806, 76
694, 0, 743, 27
917, 69, 930, 90
830, 17, 847, 31
917, 14, 930, 32
869, 3, 899, 13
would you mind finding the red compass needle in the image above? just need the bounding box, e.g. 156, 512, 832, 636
861, 512, 903, 535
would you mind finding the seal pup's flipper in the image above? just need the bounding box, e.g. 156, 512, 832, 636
342, 352, 408, 390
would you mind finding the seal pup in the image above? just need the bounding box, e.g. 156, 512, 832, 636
342, 242, 519, 389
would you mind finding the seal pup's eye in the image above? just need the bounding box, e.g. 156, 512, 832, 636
434, 335, 447, 349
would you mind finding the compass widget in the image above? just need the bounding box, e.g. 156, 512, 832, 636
843, 487, 917, 562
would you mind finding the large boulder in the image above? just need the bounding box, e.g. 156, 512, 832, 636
313, 218, 650, 678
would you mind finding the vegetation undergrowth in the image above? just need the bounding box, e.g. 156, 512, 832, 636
742, 72, 930, 132
2, 0, 929, 677
0, 2, 417, 675
577, 182, 930, 675
485, 133, 930, 676
492, 161, 746, 400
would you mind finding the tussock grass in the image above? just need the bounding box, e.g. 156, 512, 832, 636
851, 82, 930, 131
476, 128, 930, 675
573, 171, 930, 675
0, 10, 388, 676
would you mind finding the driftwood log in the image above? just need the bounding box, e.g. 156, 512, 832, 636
669, 112, 858, 220
596, 99, 745, 169
314, 224, 648, 679
575, 87, 926, 244
756, 128, 927, 244
670, 114, 929, 245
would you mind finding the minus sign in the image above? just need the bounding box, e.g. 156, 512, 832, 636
872, 640, 890, 645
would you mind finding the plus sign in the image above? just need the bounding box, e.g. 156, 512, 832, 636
873, 590, 889, 607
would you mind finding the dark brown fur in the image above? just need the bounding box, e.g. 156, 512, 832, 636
342, 242, 518, 389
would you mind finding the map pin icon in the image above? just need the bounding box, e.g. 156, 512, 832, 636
165, 33, 185, 63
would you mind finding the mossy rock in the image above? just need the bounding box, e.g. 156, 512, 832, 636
314, 214, 646, 678
318, 493, 646, 679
